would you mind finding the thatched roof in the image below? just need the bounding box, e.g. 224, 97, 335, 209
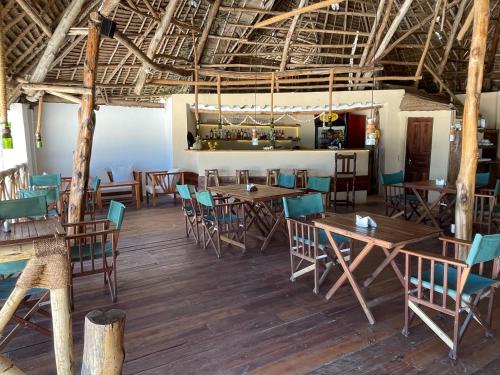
3, 0, 500, 105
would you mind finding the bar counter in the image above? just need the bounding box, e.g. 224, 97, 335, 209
185, 149, 370, 202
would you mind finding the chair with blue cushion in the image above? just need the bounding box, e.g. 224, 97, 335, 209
277, 173, 296, 189
380, 170, 420, 220
283, 193, 351, 294
306, 176, 331, 208
401, 233, 500, 360
86, 176, 101, 220
19, 187, 61, 218
476, 172, 490, 188
474, 179, 500, 234
195, 191, 246, 258
29, 173, 61, 188
177, 184, 200, 244
64, 200, 125, 304
0, 197, 51, 349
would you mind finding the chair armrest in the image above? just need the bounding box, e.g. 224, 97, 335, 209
65, 228, 118, 240
63, 219, 110, 227
438, 235, 472, 247
479, 188, 495, 195
399, 248, 468, 268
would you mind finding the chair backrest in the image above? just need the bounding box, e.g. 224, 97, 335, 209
494, 179, 500, 198
381, 170, 404, 185
278, 173, 296, 189
306, 176, 331, 193
177, 184, 194, 200
0, 196, 48, 220
90, 176, 101, 191
29, 173, 61, 187
283, 193, 324, 219
334, 153, 356, 176
19, 187, 59, 205
0, 259, 27, 276
107, 200, 126, 230
195, 191, 215, 207
476, 172, 490, 188
465, 233, 500, 266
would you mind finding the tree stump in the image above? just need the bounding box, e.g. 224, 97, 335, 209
81, 309, 126, 375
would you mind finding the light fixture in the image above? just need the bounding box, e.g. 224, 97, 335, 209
1, 122, 13, 149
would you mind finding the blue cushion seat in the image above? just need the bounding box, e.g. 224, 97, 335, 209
0, 278, 46, 300
293, 228, 348, 250
203, 213, 242, 223
70, 241, 113, 262
410, 263, 500, 302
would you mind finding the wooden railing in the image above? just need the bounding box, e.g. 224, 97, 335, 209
0, 163, 29, 201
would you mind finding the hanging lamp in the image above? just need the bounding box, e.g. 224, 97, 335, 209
0, 20, 12, 149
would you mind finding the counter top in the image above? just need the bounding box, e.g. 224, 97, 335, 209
185, 148, 370, 152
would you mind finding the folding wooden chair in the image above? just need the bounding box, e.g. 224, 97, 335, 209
305, 176, 331, 208
401, 234, 500, 359
29, 173, 61, 188
195, 191, 246, 258
176, 184, 200, 244
19, 187, 61, 218
0, 196, 51, 349
85, 176, 101, 220
64, 200, 125, 305
283, 193, 351, 294
474, 179, 500, 234
381, 171, 420, 219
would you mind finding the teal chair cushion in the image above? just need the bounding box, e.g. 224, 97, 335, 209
177, 184, 194, 200
70, 241, 113, 262
306, 176, 331, 194
107, 200, 125, 230
410, 264, 499, 302
0, 196, 48, 220
283, 193, 324, 218
277, 174, 296, 189
19, 187, 59, 205
29, 174, 61, 188
476, 172, 490, 188
381, 171, 404, 185
196, 191, 215, 207
0, 278, 46, 300
293, 228, 348, 250
203, 213, 242, 223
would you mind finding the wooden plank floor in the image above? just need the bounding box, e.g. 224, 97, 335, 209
3, 198, 500, 374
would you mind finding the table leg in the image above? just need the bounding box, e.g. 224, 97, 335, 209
413, 188, 442, 228
134, 184, 141, 209
363, 246, 405, 288
324, 232, 375, 325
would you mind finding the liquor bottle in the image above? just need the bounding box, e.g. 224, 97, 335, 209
209, 129, 213, 139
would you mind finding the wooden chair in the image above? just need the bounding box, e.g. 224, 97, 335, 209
145, 170, 184, 207
332, 153, 356, 211
266, 169, 280, 186
195, 191, 246, 258
86, 176, 101, 220
235, 170, 250, 184
283, 193, 351, 294
306, 176, 331, 208
380, 171, 420, 219
0, 196, 51, 349
64, 200, 125, 305
18, 187, 61, 218
103, 167, 142, 206
474, 179, 500, 234
277, 173, 296, 189
476, 172, 491, 189
176, 184, 199, 244
401, 234, 500, 360
204, 169, 220, 189
29, 173, 61, 188
293, 169, 308, 189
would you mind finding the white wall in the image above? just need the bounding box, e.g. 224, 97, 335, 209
34, 103, 169, 179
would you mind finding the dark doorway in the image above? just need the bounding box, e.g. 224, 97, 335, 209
405, 117, 433, 182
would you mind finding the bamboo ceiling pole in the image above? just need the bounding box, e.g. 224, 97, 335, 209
328, 69, 334, 117
457, 6, 474, 42
438, 0, 468, 75
0, 19, 7, 127
217, 74, 221, 124
36, 96, 43, 147
455, 0, 489, 260
81, 310, 126, 375
67, 13, 101, 225
270, 72, 275, 122
414, 0, 443, 80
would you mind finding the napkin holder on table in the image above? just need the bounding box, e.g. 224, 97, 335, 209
355, 215, 377, 228
246, 183, 258, 192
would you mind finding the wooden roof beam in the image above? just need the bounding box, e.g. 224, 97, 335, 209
134, 0, 180, 95
438, 0, 469, 74
16, 0, 53, 37
195, 0, 222, 65
280, 0, 308, 71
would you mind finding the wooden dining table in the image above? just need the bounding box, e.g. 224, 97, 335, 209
208, 184, 303, 251
313, 212, 441, 324
403, 180, 457, 229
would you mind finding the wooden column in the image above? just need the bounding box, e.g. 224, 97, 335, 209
455, 0, 489, 259
270, 72, 275, 122
0, 17, 7, 130
217, 75, 221, 124
81, 310, 126, 375
67, 13, 101, 225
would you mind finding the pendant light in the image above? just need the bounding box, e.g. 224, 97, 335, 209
0, 21, 12, 150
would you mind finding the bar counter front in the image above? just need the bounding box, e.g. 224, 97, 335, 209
186, 149, 370, 203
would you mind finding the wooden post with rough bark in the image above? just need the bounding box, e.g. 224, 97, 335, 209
81, 310, 126, 375
455, 0, 489, 259
67, 13, 101, 225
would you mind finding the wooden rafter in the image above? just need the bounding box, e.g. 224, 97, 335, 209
280, 0, 308, 71
195, 0, 222, 65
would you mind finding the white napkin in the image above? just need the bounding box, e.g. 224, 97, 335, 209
356, 215, 377, 228
435, 178, 446, 186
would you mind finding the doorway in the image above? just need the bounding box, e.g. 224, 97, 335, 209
405, 117, 433, 182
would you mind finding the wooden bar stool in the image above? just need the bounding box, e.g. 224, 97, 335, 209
235, 169, 250, 184
266, 169, 280, 186
204, 169, 220, 190
332, 153, 356, 211
293, 169, 308, 189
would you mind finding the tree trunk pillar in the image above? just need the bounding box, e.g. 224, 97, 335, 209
455, 0, 489, 259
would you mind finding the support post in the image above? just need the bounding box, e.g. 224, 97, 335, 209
0, 17, 11, 149
455, 0, 489, 259
81, 309, 126, 375
67, 13, 101, 224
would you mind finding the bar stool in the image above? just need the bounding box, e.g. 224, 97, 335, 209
204, 169, 220, 190
235, 169, 250, 184
332, 153, 356, 211
293, 169, 308, 189
266, 169, 280, 186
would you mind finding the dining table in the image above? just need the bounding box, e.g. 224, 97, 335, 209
313, 212, 441, 324
208, 184, 303, 251
403, 180, 457, 229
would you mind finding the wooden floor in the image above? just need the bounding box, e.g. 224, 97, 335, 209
4, 198, 500, 374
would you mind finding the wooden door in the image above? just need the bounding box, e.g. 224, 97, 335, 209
405, 117, 433, 182
347, 114, 367, 148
